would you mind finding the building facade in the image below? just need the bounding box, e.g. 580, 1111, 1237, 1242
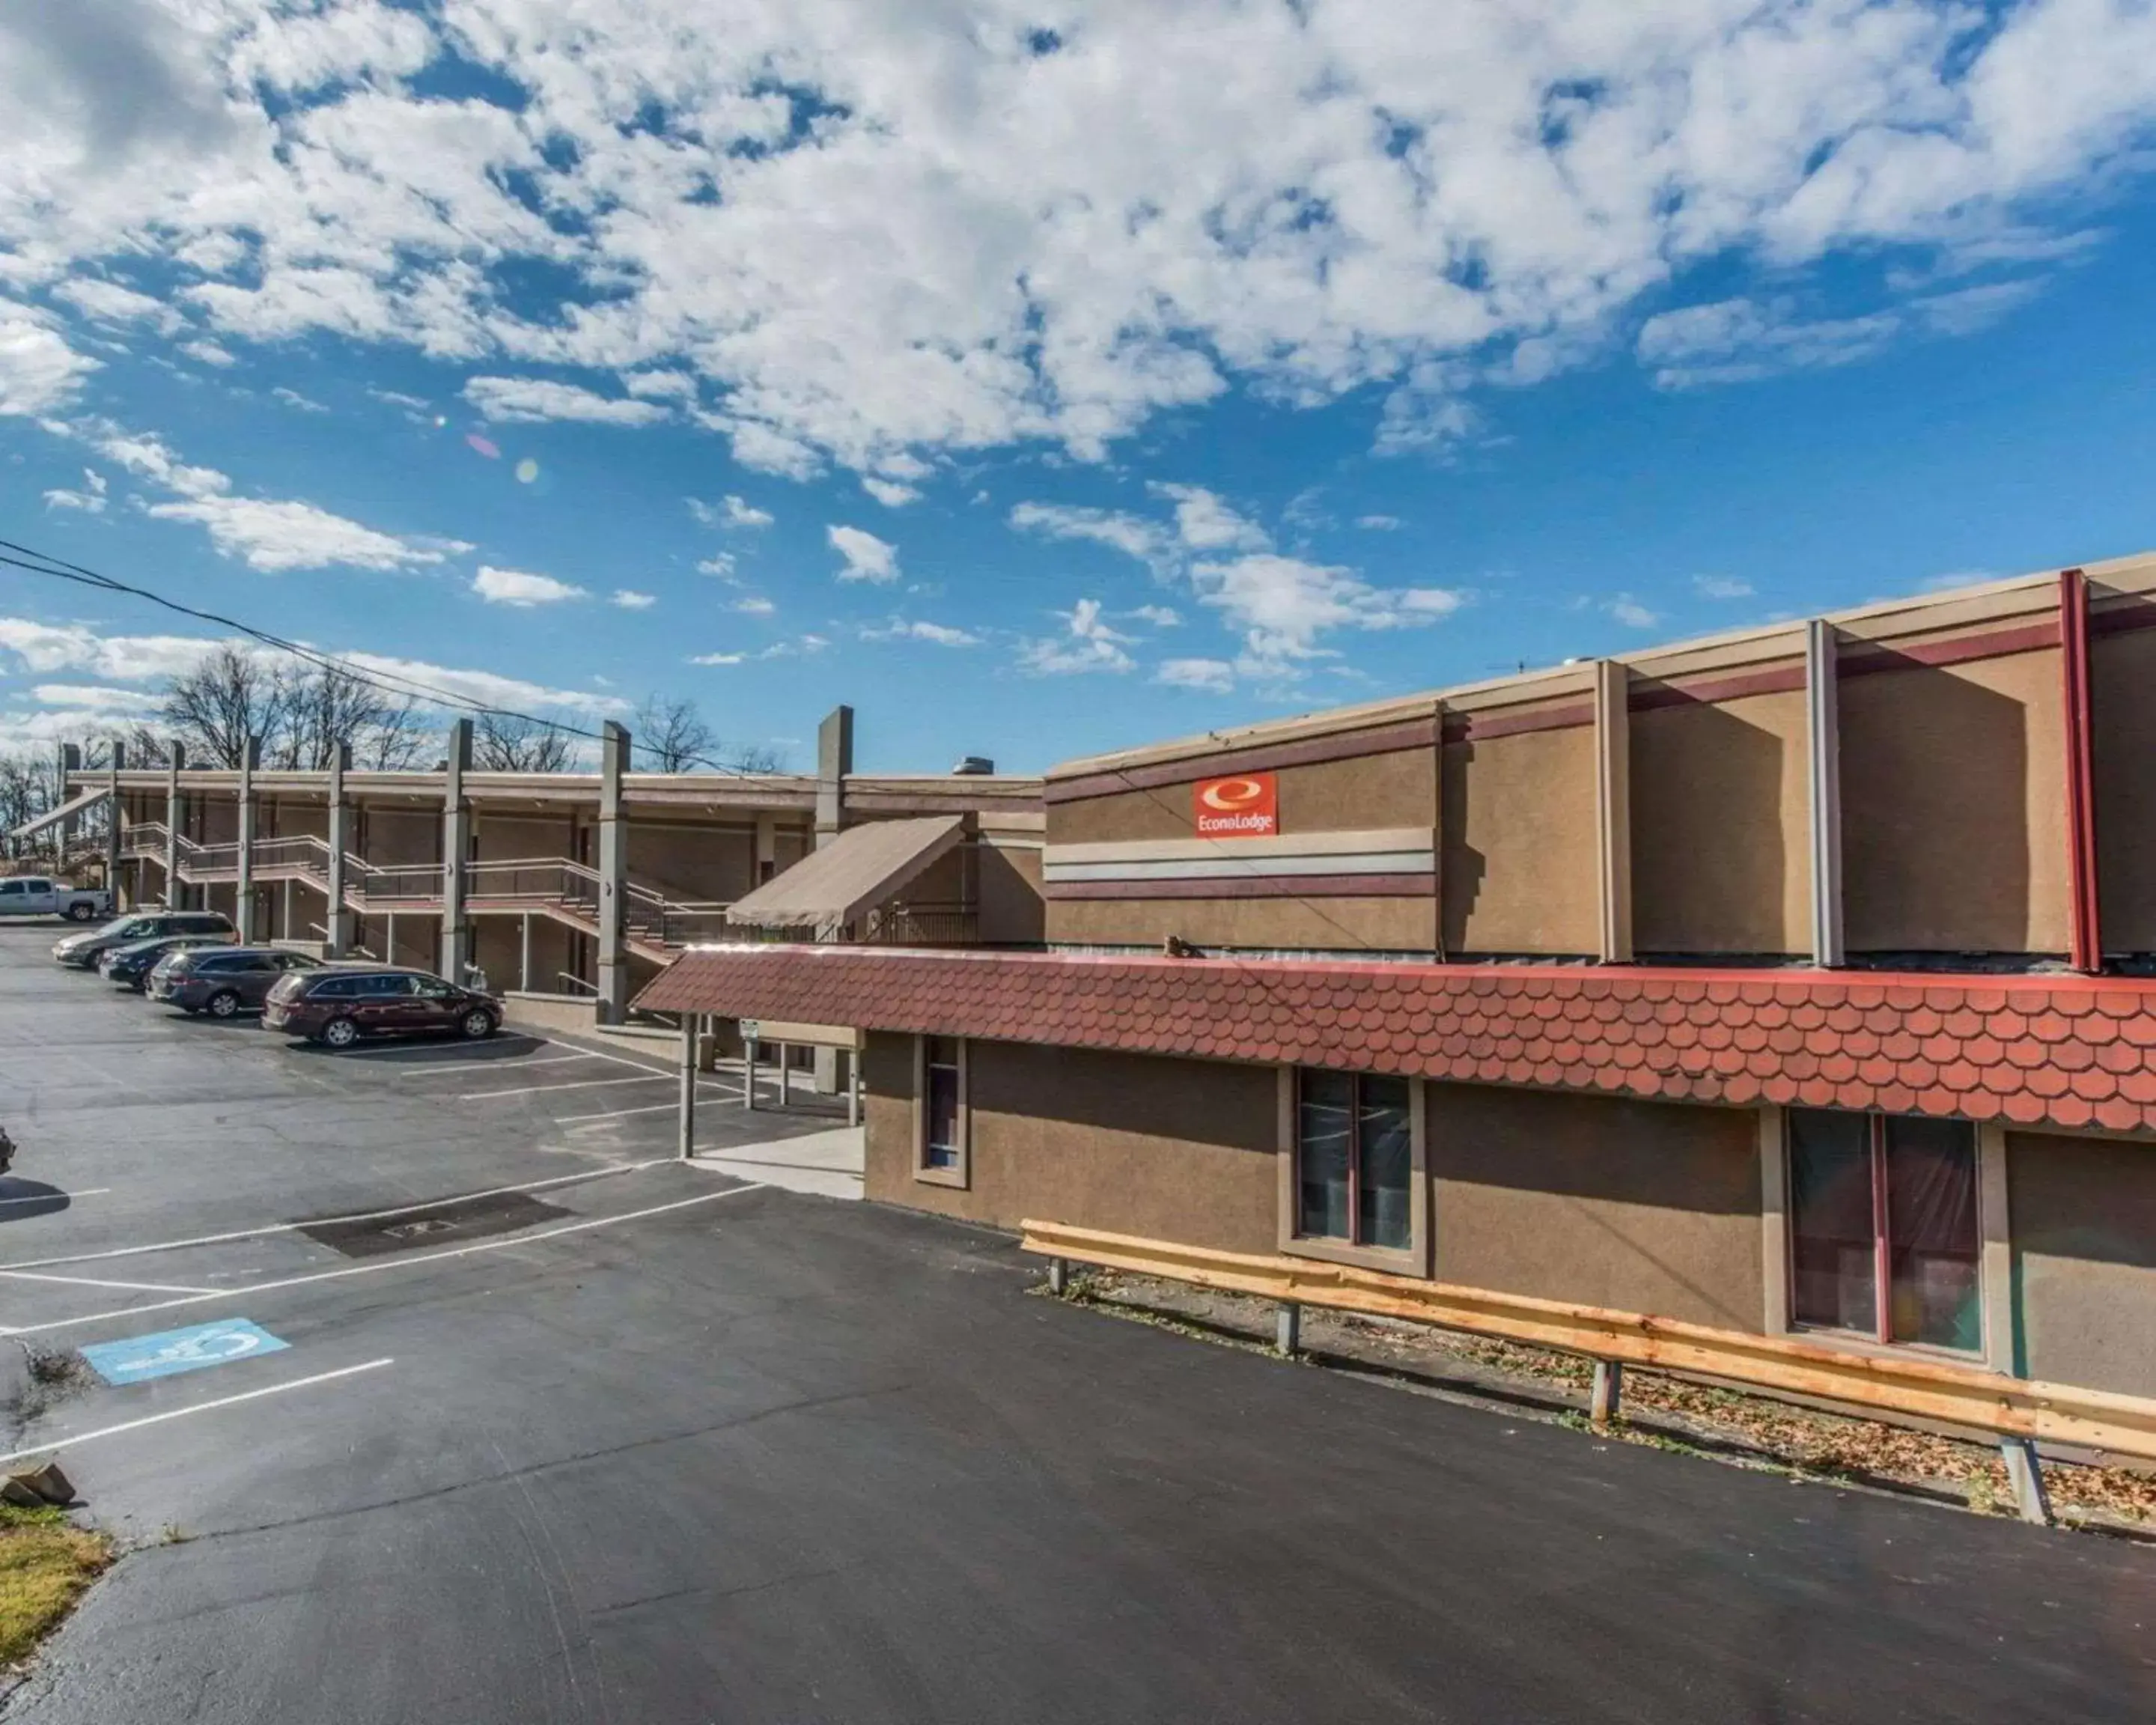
640, 558, 2156, 1411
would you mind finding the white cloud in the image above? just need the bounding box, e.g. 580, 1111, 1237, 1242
862, 476, 919, 508
53, 278, 179, 332
272, 386, 329, 413
1605, 595, 1660, 629
1357, 514, 1403, 531
1019, 598, 1135, 676
27, 682, 162, 712
463, 375, 669, 426
1193, 554, 1467, 671
181, 338, 237, 368
42, 468, 107, 514
1154, 657, 1235, 693
689, 494, 773, 529
1693, 574, 1754, 600
828, 524, 899, 584
367, 387, 429, 412
866, 618, 979, 647
731, 595, 776, 615
689, 633, 823, 666
610, 588, 657, 609
624, 370, 696, 400
0, 299, 97, 416
1127, 605, 1181, 628
1008, 501, 1173, 571
5, 1, 2152, 475
472, 565, 587, 606
695, 553, 738, 579
1151, 484, 1268, 553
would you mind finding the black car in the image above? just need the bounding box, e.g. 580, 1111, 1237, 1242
97, 931, 237, 991
53, 910, 234, 968
153, 946, 324, 1017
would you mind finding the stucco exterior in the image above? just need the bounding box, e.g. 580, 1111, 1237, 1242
2007, 1130, 2156, 1399
1440, 725, 1598, 956
2092, 624, 2156, 954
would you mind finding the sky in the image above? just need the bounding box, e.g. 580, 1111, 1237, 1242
6, 1, 2156, 775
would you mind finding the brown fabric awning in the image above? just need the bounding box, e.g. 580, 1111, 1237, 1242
724, 815, 965, 932
9, 785, 109, 841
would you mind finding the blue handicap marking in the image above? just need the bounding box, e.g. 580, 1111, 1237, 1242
80, 1318, 290, 1387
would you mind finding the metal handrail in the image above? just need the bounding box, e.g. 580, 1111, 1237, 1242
554, 971, 600, 996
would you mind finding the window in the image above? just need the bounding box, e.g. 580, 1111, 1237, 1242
915, 1035, 966, 1187
1294, 1069, 1415, 1254
0, 881, 22, 898
1787, 1108, 1980, 1352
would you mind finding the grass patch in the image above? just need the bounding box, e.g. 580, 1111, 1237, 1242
0, 1503, 112, 1670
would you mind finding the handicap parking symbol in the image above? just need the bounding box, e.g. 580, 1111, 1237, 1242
80, 1318, 290, 1387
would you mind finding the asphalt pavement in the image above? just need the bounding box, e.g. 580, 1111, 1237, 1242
0, 921, 2152, 1723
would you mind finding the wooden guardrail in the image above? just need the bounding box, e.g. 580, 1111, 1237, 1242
1020, 1221, 2156, 1478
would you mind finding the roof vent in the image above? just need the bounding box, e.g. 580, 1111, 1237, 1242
951, 755, 995, 776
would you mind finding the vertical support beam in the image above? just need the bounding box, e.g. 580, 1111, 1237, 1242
325, 742, 352, 957
1275, 1301, 1302, 1359
677, 1013, 698, 1161
1978, 1122, 2016, 1376
104, 741, 125, 907
1758, 1107, 1790, 1336
1593, 660, 1631, 964
281, 876, 293, 944
2059, 567, 2101, 973
386, 909, 398, 967
236, 736, 260, 943
595, 719, 630, 1025
779, 1047, 793, 1107
164, 742, 185, 908
58, 743, 82, 857
441, 719, 473, 985
1806, 620, 1845, 968
753, 811, 779, 884
812, 704, 855, 1092
742, 1029, 758, 1110
519, 913, 532, 994
846, 1056, 862, 1128
1590, 1360, 1624, 1426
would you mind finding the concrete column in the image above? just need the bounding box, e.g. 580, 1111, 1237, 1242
1593, 660, 1632, 964
677, 1014, 699, 1160
163, 743, 185, 907
104, 740, 126, 907
1806, 621, 1845, 968
753, 811, 779, 886
596, 719, 631, 1024
236, 736, 261, 943
325, 741, 353, 957
57, 743, 82, 858
519, 913, 532, 992
814, 704, 854, 848
441, 719, 473, 984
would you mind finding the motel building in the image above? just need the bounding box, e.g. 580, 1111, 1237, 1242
636, 556, 2156, 1444
20, 707, 1045, 1059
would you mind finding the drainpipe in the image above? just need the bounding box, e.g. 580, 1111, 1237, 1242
163, 743, 185, 907
325, 741, 352, 958
441, 719, 473, 985
236, 736, 260, 942
596, 719, 630, 1024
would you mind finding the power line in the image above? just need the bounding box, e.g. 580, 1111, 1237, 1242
0, 538, 758, 778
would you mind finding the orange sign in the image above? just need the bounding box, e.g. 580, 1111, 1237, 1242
1194, 772, 1279, 838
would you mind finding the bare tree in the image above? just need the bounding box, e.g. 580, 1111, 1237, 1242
356, 698, 430, 771
723, 741, 788, 773
275, 663, 428, 770
472, 711, 575, 772
161, 645, 285, 767
635, 695, 719, 772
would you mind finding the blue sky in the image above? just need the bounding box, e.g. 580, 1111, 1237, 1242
6, 1, 2156, 773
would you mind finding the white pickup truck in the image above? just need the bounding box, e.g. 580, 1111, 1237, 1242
0, 876, 112, 922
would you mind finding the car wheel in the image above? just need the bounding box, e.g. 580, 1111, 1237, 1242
320, 1016, 359, 1050
207, 989, 241, 1020
66, 902, 95, 922
460, 1008, 496, 1040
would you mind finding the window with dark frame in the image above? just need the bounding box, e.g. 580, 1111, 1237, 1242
922, 1035, 962, 1171
1787, 1107, 1981, 1352
1295, 1069, 1413, 1251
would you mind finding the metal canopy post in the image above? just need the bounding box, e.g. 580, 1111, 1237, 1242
596, 719, 631, 1024
164, 742, 185, 908
325, 741, 352, 957
677, 1013, 699, 1161
236, 736, 260, 942
104, 741, 125, 907
441, 719, 473, 984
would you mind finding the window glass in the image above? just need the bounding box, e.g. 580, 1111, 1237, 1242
368, 975, 412, 997
1885, 1116, 1980, 1351
1356, 1076, 1413, 1250
312, 976, 354, 999
923, 1036, 960, 1169
25, 880, 50, 892
0, 881, 22, 897
1788, 1108, 1875, 1332
1296, 1070, 1354, 1241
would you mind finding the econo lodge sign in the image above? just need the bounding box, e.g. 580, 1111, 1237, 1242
1193, 772, 1279, 838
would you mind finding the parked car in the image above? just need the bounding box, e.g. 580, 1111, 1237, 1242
153, 946, 324, 1017
263, 967, 501, 1048
0, 877, 112, 922
52, 910, 235, 969
97, 931, 237, 992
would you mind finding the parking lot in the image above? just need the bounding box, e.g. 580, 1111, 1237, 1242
0, 920, 2152, 1723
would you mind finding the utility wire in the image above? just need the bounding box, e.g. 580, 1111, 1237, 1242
0, 538, 762, 779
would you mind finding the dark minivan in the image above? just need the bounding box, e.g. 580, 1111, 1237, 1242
153, 946, 324, 1017
263, 967, 500, 1049
52, 910, 235, 969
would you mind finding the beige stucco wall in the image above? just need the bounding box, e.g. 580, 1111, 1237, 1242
1428, 1084, 1766, 1332
359, 806, 439, 867
863, 1036, 1279, 1251
1630, 689, 1809, 955
474, 814, 577, 863
2093, 627, 2156, 952
473, 913, 573, 994
630, 821, 757, 901
1050, 746, 1434, 846
2008, 1130, 2156, 1399
1047, 893, 1436, 952
978, 842, 1045, 945
261, 797, 328, 840
1841, 649, 2069, 953
1440, 725, 1598, 955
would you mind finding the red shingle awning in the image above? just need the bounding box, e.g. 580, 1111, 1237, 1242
633, 946, 2156, 1136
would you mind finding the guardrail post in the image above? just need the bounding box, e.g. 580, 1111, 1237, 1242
324, 741, 351, 957
236, 735, 260, 942
1047, 1256, 1068, 1296
1590, 1360, 1624, 1427
1276, 1300, 1301, 1359
164, 742, 185, 908
2000, 1437, 2053, 1527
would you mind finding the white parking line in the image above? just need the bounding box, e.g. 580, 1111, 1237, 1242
0, 1359, 395, 1467
0, 1161, 671, 1274
386, 1053, 597, 1078
0, 1269, 221, 1294
335, 1035, 677, 1080
9, 1185, 768, 1338
556, 1083, 744, 1125
0, 1187, 109, 1209
454, 1073, 670, 1101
